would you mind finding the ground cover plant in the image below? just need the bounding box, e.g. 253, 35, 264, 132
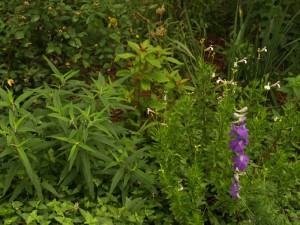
0, 0, 299, 224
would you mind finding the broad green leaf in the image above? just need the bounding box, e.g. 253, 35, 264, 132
114, 53, 136, 62
14, 30, 24, 39
145, 56, 161, 68
109, 168, 124, 194
109, 33, 120, 43
128, 41, 140, 54
141, 80, 151, 90
31, 14, 40, 22
0, 88, 10, 104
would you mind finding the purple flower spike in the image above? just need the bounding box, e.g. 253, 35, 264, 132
232, 154, 249, 171
230, 181, 240, 199
228, 107, 249, 199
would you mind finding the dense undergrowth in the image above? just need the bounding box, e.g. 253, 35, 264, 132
0, 0, 300, 224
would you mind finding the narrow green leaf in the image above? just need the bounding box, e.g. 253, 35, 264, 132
9, 110, 16, 129
43, 55, 62, 76
165, 57, 183, 65
168, 38, 196, 61
48, 113, 69, 122
16, 144, 43, 200
68, 144, 79, 171
134, 169, 155, 192
53, 90, 62, 108
81, 151, 94, 197
109, 168, 124, 194
141, 80, 151, 90
41, 182, 59, 197
78, 142, 96, 153
15, 90, 34, 108
3, 162, 20, 196
9, 180, 28, 201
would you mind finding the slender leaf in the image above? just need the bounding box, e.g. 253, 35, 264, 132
109, 168, 124, 194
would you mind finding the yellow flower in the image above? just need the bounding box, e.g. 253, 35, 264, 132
108, 17, 118, 28
65, 62, 71, 67
7, 79, 14, 86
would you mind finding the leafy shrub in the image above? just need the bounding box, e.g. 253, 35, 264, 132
0, 0, 135, 91
150, 61, 300, 224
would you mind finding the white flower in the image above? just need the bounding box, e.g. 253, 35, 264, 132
212, 72, 216, 78
205, 45, 214, 51
264, 81, 280, 90
238, 57, 247, 64
147, 107, 154, 114
261, 46, 267, 52
264, 83, 271, 90
234, 62, 238, 68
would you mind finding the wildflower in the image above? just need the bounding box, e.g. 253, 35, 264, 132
228, 107, 249, 199
156, 6, 165, 16
147, 107, 154, 114
212, 72, 216, 78
216, 77, 224, 84
229, 137, 249, 153
234, 61, 238, 68
228, 123, 248, 138
261, 46, 267, 52
230, 181, 240, 199
232, 153, 249, 171
205, 45, 214, 51
155, 27, 167, 36
108, 17, 118, 28
264, 83, 271, 90
7, 79, 14, 86
264, 81, 280, 90
238, 57, 247, 64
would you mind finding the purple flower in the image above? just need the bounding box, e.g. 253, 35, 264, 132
230, 181, 240, 199
228, 124, 248, 137
232, 154, 249, 171
229, 137, 248, 153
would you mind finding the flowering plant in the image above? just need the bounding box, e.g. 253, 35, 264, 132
228, 107, 249, 199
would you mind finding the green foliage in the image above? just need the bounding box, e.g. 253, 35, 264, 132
0, 60, 156, 205
115, 39, 193, 110
0, 1, 300, 224
0, 0, 136, 90
0, 196, 158, 224
150, 60, 300, 224
224, 0, 300, 82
